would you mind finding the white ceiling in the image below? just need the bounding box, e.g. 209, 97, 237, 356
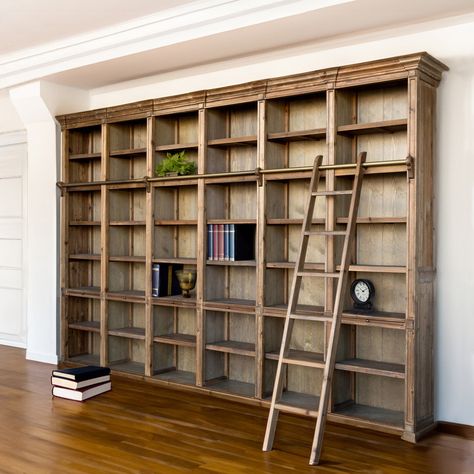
1, 0, 474, 91
0, 0, 195, 55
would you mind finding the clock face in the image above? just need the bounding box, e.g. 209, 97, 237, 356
354, 281, 370, 303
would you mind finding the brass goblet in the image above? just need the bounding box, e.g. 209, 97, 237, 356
175, 268, 197, 298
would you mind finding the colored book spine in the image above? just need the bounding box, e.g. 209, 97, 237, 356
218, 224, 225, 260
229, 224, 235, 261
224, 224, 229, 261
152, 263, 160, 297
208, 224, 213, 260
213, 225, 218, 260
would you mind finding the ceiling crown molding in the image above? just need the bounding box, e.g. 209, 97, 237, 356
0, 0, 351, 90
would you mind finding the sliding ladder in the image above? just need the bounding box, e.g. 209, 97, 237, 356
262, 152, 366, 465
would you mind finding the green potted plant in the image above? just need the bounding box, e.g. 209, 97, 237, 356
155, 150, 197, 177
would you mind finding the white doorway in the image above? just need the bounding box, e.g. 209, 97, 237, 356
0, 131, 26, 347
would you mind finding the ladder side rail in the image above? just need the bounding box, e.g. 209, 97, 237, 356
262, 155, 323, 451
309, 151, 366, 465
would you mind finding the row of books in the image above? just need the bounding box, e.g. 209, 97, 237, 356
51, 366, 111, 401
207, 224, 255, 261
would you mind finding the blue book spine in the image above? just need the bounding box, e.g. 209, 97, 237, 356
208, 224, 213, 260
152, 264, 160, 297
229, 224, 235, 261
224, 224, 229, 261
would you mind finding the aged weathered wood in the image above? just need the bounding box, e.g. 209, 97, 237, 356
59, 53, 448, 451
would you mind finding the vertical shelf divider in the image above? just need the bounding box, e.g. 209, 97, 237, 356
145, 115, 155, 377
196, 107, 206, 387
60, 129, 69, 361
100, 122, 110, 366
256, 99, 266, 399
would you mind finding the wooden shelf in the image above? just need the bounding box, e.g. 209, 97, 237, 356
152, 294, 197, 308
335, 358, 405, 379
266, 349, 324, 369
267, 128, 326, 142
204, 298, 256, 313
68, 321, 100, 333
206, 341, 255, 357
109, 256, 146, 263
109, 361, 144, 375
154, 333, 196, 347
108, 327, 146, 340
65, 286, 100, 298
106, 290, 145, 302
69, 254, 101, 261
152, 257, 197, 265
208, 136, 257, 147
207, 219, 256, 225
206, 379, 255, 398
69, 152, 101, 161
110, 221, 146, 226
263, 303, 325, 318
156, 143, 198, 152
342, 309, 406, 329
109, 148, 146, 157
68, 354, 100, 366
154, 219, 197, 226
69, 220, 101, 226
332, 403, 404, 429
337, 118, 407, 136
153, 369, 196, 385
207, 260, 256, 267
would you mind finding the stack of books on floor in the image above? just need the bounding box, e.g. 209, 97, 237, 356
51, 366, 111, 401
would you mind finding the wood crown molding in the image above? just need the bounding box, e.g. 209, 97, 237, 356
56, 52, 449, 129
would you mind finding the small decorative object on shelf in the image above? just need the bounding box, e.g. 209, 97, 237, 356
155, 150, 197, 177
175, 268, 197, 298
350, 278, 375, 311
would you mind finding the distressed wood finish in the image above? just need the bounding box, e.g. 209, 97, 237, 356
58, 52, 447, 451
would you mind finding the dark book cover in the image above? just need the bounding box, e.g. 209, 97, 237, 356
233, 224, 255, 261
51, 365, 110, 382
152, 263, 183, 297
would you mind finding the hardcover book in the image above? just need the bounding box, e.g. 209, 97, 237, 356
51, 366, 110, 382
208, 224, 214, 260
52, 381, 112, 401
51, 374, 110, 390
152, 263, 183, 297
230, 224, 255, 261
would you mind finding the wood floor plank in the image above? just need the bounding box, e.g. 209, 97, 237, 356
0, 346, 472, 473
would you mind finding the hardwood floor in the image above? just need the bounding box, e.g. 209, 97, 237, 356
0, 346, 471, 473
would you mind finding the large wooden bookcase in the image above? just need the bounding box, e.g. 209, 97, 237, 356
58, 52, 447, 441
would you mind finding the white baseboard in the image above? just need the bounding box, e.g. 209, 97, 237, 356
0, 339, 27, 349
26, 350, 58, 365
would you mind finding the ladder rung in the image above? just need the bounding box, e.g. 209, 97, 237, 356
290, 314, 333, 322
304, 230, 347, 236
297, 271, 340, 278
275, 402, 319, 418
312, 190, 353, 196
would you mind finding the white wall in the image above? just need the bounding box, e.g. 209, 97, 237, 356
0, 91, 24, 133
88, 15, 474, 426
